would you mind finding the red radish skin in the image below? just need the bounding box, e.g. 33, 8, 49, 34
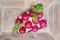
14, 4, 48, 34
19, 27, 26, 34
32, 19, 39, 24
15, 18, 23, 24
38, 12, 43, 19
32, 25, 38, 32
25, 21, 32, 29
22, 13, 29, 21
29, 10, 34, 17
39, 20, 47, 28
